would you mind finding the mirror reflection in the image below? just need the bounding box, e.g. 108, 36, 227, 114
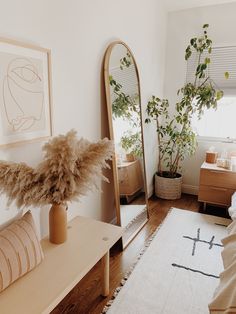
105, 42, 148, 247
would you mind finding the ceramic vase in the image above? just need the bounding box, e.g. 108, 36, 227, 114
49, 203, 67, 244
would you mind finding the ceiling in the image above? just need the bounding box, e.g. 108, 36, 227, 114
164, 0, 236, 12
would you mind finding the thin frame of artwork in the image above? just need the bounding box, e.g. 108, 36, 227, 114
0, 37, 52, 147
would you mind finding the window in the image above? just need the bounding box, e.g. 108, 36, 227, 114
187, 46, 236, 140
192, 95, 236, 139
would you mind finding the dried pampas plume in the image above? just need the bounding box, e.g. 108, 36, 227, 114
0, 130, 113, 208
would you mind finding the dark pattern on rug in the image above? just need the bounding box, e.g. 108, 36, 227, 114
172, 263, 219, 279
183, 227, 223, 256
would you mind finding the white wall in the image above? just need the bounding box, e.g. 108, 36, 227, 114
164, 2, 236, 194
0, 0, 167, 237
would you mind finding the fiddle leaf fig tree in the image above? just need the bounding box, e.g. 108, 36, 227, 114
145, 24, 228, 178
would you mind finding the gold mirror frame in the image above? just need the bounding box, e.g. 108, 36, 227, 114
104, 41, 149, 248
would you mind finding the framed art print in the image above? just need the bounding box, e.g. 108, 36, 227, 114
0, 38, 52, 146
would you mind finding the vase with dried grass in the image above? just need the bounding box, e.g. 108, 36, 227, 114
0, 130, 113, 244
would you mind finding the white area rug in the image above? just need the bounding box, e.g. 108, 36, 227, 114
103, 208, 231, 314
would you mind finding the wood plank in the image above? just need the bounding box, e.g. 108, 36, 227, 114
101, 252, 109, 297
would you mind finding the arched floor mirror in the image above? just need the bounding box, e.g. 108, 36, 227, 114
104, 41, 149, 248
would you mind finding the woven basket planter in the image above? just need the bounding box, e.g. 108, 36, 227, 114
155, 173, 182, 200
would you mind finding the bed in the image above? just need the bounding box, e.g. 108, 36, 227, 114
208, 206, 236, 313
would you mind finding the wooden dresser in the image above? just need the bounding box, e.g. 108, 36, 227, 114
118, 159, 143, 197
198, 162, 236, 209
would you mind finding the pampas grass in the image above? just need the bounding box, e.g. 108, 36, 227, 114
0, 130, 113, 208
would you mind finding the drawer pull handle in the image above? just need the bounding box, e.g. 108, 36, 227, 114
210, 187, 227, 192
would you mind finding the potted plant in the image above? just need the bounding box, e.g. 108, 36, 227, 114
145, 24, 228, 199
120, 130, 143, 162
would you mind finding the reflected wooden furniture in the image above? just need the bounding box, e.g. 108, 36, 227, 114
198, 162, 236, 209
118, 159, 143, 198
0, 216, 123, 314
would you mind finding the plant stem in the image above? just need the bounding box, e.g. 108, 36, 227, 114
199, 76, 209, 88
156, 118, 162, 175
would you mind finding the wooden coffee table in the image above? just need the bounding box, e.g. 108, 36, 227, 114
0, 215, 123, 314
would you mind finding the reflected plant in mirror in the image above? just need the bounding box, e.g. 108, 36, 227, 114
104, 41, 148, 248
120, 51, 132, 69
109, 47, 142, 162
120, 130, 143, 160
109, 76, 139, 120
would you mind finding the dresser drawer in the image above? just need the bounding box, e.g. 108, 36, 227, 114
118, 161, 143, 195
200, 169, 236, 189
198, 185, 234, 206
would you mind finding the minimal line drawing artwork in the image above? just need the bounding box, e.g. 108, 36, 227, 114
3, 57, 44, 132
0, 38, 52, 146
183, 227, 223, 256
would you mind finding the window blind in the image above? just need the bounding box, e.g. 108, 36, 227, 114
186, 46, 236, 93
110, 63, 138, 98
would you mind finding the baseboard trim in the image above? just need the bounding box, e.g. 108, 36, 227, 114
182, 184, 199, 196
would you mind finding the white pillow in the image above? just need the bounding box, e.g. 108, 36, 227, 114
228, 206, 236, 220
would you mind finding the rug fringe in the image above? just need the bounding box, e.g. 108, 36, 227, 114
124, 207, 147, 231
101, 208, 174, 313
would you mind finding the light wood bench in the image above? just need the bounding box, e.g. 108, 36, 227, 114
0, 215, 123, 314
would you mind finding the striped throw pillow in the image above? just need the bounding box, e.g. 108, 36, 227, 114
0, 211, 44, 292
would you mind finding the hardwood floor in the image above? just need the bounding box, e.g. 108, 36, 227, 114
51, 194, 229, 314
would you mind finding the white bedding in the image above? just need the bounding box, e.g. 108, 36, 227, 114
209, 219, 236, 314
